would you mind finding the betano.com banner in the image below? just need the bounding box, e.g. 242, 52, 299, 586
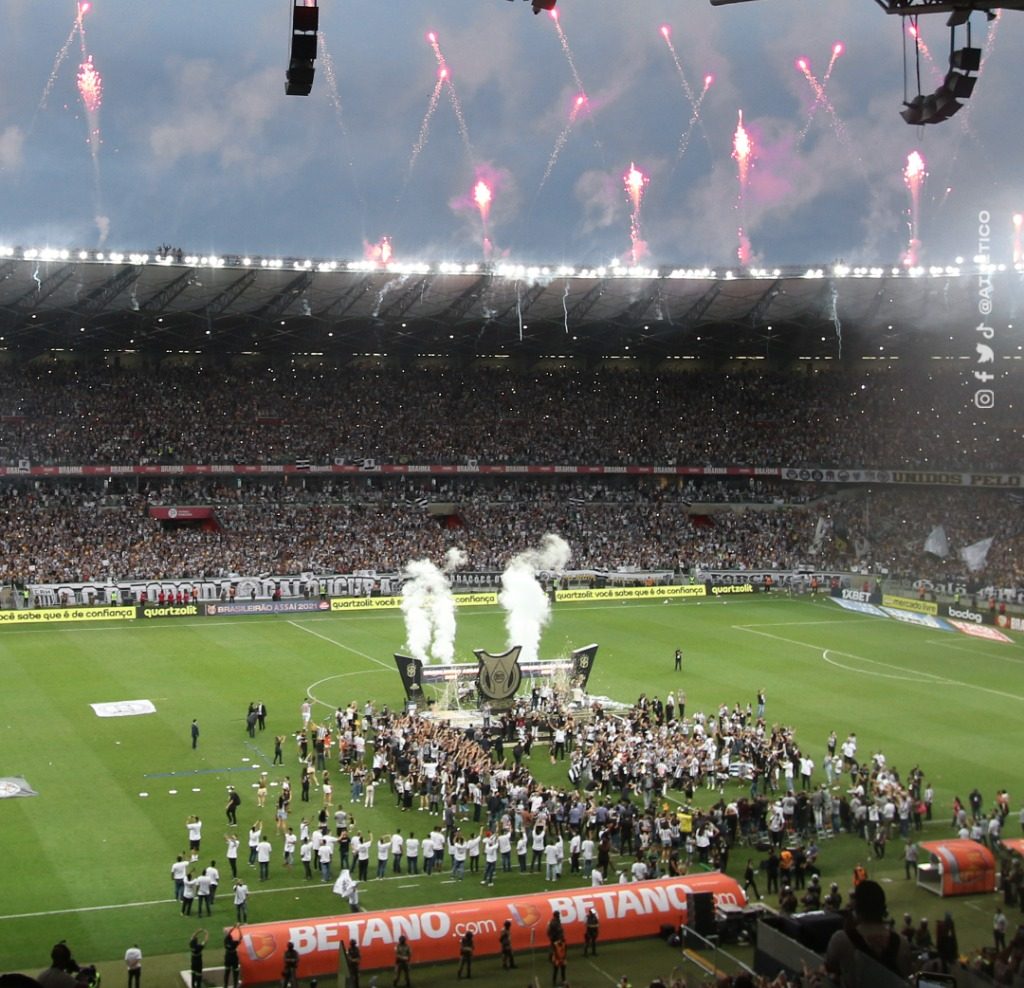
238, 874, 744, 983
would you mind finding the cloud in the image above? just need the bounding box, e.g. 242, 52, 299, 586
574, 168, 620, 234
147, 62, 296, 178
0, 125, 25, 170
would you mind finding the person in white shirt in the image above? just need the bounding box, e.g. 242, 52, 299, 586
257, 837, 272, 881
591, 867, 604, 887
247, 824, 261, 866
318, 834, 337, 882
516, 832, 528, 872
544, 841, 560, 882
390, 831, 405, 874
422, 835, 435, 875
233, 879, 249, 923
449, 834, 467, 880
172, 855, 189, 900
569, 832, 582, 874
205, 862, 219, 905
581, 836, 595, 874
376, 835, 391, 879
466, 830, 483, 874
482, 833, 499, 886
430, 828, 446, 870
186, 817, 203, 858
630, 858, 649, 882
531, 824, 547, 872
283, 829, 297, 869
124, 944, 142, 988
300, 837, 314, 879
405, 833, 420, 874
224, 834, 240, 878
498, 830, 513, 872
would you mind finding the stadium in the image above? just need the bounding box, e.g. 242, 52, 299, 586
1, 2, 1023, 988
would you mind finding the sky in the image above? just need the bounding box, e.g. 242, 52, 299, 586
1, 0, 1022, 269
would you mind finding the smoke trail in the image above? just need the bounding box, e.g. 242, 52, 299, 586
400, 549, 467, 665
499, 534, 571, 663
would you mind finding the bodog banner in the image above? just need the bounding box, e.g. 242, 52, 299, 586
238, 873, 745, 983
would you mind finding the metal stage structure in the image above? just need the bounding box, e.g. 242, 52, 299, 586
394, 643, 598, 713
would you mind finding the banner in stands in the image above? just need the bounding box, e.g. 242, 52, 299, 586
1, 461, 1021, 487
147, 506, 217, 520
697, 569, 854, 588
782, 468, 1024, 488
237, 874, 745, 984
555, 585, 705, 602
27, 573, 400, 607
141, 604, 200, 619
881, 594, 938, 615
940, 603, 991, 625
206, 600, 331, 617
0, 463, 782, 479
331, 592, 497, 614
0, 606, 135, 624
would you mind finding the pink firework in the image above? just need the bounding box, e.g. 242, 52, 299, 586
732, 112, 754, 266
624, 161, 649, 214
1014, 212, 1023, 265
907, 22, 944, 86
474, 179, 492, 217
538, 94, 587, 192
732, 111, 752, 192
77, 55, 102, 114
795, 54, 850, 149
623, 162, 650, 264
903, 150, 927, 267
474, 180, 493, 258
825, 42, 844, 80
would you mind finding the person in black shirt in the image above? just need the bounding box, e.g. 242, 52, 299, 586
223, 927, 241, 988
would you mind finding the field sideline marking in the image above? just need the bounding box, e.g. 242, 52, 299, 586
0, 872, 425, 922
584, 957, 622, 983
736, 625, 1024, 702
286, 620, 393, 670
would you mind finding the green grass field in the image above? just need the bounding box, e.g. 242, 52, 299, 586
1, 594, 1020, 983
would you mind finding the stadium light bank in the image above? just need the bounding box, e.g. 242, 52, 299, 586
0, 245, 1013, 281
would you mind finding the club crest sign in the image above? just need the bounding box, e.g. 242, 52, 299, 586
474, 646, 523, 707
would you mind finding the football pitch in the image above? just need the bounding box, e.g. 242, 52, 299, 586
1, 594, 1020, 982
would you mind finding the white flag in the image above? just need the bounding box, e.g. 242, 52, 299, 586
924, 525, 949, 558
959, 537, 994, 573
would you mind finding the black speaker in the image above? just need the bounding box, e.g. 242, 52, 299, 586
687, 892, 715, 937
286, 2, 319, 96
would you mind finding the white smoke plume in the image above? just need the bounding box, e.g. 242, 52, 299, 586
499, 534, 571, 663
400, 549, 467, 665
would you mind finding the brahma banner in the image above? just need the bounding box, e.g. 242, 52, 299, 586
238, 874, 744, 983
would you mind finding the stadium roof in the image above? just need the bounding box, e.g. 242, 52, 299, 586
0, 250, 1020, 363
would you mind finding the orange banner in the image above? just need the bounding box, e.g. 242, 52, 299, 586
238, 873, 745, 983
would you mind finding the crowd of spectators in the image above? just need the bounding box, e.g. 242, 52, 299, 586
0, 476, 1020, 590
0, 362, 1019, 471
